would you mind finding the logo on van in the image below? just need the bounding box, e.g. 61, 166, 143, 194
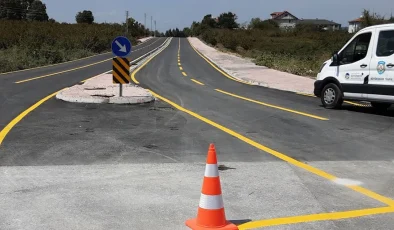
345, 73, 350, 79
377, 61, 386, 75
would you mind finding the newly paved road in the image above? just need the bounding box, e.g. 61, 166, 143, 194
0, 37, 166, 132
1, 37, 394, 229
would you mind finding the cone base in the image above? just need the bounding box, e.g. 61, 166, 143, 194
186, 218, 238, 230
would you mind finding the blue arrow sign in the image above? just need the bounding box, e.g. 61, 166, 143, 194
111, 36, 132, 57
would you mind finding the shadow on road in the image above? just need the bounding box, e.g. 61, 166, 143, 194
230, 219, 252, 226
341, 105, 394, 118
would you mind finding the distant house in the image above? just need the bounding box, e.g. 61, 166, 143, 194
270, 11, 341, 30
270, 11, 299, 29
348, 17, 363, 33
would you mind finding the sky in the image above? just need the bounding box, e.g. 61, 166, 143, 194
44, 0, 394, 32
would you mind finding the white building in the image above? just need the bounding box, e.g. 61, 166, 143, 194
348, 17, 363, 33
270, 11, 341, 30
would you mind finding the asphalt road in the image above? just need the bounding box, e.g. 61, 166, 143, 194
1, 37, 394, 229
0, 37, 166, 132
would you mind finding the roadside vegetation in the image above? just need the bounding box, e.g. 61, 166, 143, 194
168, 10, 394, 77
0, 0, 155, 73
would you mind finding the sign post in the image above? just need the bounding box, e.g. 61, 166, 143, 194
111, 36, 132, 97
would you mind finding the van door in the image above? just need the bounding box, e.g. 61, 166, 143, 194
335, 31, 374, 100
368, 28, 394, 102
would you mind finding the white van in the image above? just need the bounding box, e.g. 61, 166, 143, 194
314, 23, 394, 110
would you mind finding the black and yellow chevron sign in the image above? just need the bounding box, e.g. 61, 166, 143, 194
112, 57, 131, 84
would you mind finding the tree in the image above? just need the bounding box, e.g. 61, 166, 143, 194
217, 12, 238, 29
0, 0, 24, 20
76, 10, 94, 24
0, 0, 39, 20
26, 0, 48, 21
183, 27, 191, 37
48, 18, 56, 23
201, 14, 217, 28
249, 18, 278, 30
360, 9, 386, 27
388, 14, 394, 23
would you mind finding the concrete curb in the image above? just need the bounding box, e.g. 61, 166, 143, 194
56, 85, 155, 105
187, 37, 263, 87
56, 38, 172, 105
187, 37, 314, 94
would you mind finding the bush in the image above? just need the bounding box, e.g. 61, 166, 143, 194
0, 20, 142, 73
199, 28, 352, 77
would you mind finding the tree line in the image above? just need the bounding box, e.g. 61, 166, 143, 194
164, 12, 239, 37
0, 0, 49, 21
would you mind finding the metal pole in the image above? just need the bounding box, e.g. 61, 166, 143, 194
144, 13, 147, 36
126, 11, 129, 36
151, 16, 153, 37
154, 20, 156, 37
120, 11, 129, 97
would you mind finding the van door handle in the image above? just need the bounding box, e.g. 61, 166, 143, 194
387, 63, 394, 68
360, 64, 368, 68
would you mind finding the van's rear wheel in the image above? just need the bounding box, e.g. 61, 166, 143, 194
371, 102, 391, 110
321, 83, 343, 109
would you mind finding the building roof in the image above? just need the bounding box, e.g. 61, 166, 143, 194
270, 12, 284, 16
349, 18, 363, 23
297, 19, 340, 26
270, 11, 298, 20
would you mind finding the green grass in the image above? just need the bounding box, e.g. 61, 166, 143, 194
199, 28, 352, 77
0, 20, 141, 73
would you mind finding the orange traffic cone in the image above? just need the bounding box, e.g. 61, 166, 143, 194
186, 144, 238, 230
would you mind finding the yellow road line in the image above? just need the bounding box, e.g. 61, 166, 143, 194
191, 79, 204, 85
349, 186, 394, 207
216, 89, 328, 121
178, 63, 181, 66
3, 38, 162, 76
182, 72, 188, 77
15, 59, 111, 84
187, 39, 252, 85
345, 101, 367, 107
239, 207, 394, 229
131, 37, 394, 208
0, 52, 111, 76
0, 91, 61, 145
148, 91, 394, 206
296, 92, 368, 107
131, 38, 172, 84
179, 67, 183, 71
296, 92, 316, 97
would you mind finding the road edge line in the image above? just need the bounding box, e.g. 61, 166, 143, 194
142, 90, 394, 207
0, 91, 61, 146
0, 37, 158, 76
238, 206, 394, 229
0, 41, 169, 146
215, 89, 328, 121
187, 38, 253, 85
131, 38, 173, 84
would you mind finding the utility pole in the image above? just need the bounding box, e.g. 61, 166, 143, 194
154, 20, 157, 37
151, 16, 153, 37
125, 10, 129, 37
144, 13, 147, 36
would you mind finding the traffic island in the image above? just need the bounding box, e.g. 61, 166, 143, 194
56, 73, 155, 104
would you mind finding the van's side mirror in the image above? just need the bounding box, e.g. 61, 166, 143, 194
331, 52, 339, 66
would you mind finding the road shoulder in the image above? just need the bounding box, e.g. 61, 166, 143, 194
187, 37, 315, 94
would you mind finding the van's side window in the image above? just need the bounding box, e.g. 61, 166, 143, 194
339, 32, 372, 65
376, 30, 394, 57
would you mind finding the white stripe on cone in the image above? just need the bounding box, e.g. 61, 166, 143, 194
204, 164, 219, 177
199, 194, 224, 210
